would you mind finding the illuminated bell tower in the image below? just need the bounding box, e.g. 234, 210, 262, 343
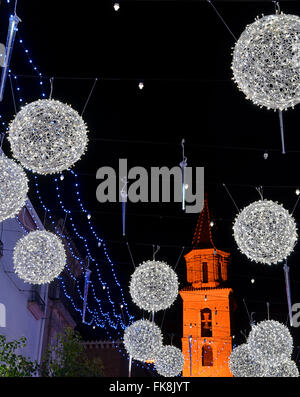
180, 198, 233, 377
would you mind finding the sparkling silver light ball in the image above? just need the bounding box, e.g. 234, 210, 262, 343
123, 319, 163, 362
0, 155, 28, 223
232, 13, 300, 110
265, 360, 299, 377
247, 320, 293, 366
229, 344, 266, 377
233, 200, 297, 265
8, 99, 88, 174
13, 230, 66, 284
154, 345, 184, 377
129, 260, 178, 312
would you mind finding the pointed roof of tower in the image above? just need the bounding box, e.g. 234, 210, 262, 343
192, 195, 216, 250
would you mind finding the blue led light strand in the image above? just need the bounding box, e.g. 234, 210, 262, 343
2, 0, 154, 375
5, 23, 136, 336
6, 64, 129, 331
68, 170, 131, 303
33, 174, 128, 330
15, 211, 124, 333
52, 173, 133, 320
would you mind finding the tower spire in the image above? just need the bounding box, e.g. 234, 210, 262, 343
192, 195, 216, 250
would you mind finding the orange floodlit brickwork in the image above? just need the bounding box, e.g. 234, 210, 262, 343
180, 198, 233, 377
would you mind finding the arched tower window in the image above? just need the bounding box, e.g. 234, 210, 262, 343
217, 260, 222, 281
201, 308, 212, 337
202, 344, 213, 366
202, 262, 208, 283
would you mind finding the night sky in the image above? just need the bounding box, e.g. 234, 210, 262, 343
1, 0, 300, 366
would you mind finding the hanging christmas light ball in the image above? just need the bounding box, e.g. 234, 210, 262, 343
154, 345, 184, 377
229, 343, 267, 377
265, 360, 299, 377
232, 13, 300, 110
129, 260, 178, 312
247, 320, 293, 366
13, 230, 66, 284
233, 200, 297, 265
123, 319, 163, 362
0, 155, 28, 223
8, 99, 88, 174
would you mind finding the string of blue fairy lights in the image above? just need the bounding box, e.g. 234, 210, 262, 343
14, 186, 118, 331
0, 0, 156, 374
33, 174, 129, 330
0, 62, 154, 379
54, 172, 133, 314
7, 85, 152, 374
2, 16, 134, 331
1, 1, 221, 377
7, 61, 134, 333
14, 208, 108, 330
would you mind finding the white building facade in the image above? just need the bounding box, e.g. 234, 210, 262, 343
0, 200, 48, 364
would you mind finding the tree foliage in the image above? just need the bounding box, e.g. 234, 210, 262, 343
40, 327, 104, 377
0, 334, 39, 377
0, 328, 104, 377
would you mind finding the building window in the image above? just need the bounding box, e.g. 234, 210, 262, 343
202, 344, 213, 366
29, 285, 45, 311
27, 285, 45, 320
201, 308, 212, 337
202, 262, 208, 283
0, 303, 6, 327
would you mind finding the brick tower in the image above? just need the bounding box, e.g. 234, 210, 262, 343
180, 197, 233, 377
